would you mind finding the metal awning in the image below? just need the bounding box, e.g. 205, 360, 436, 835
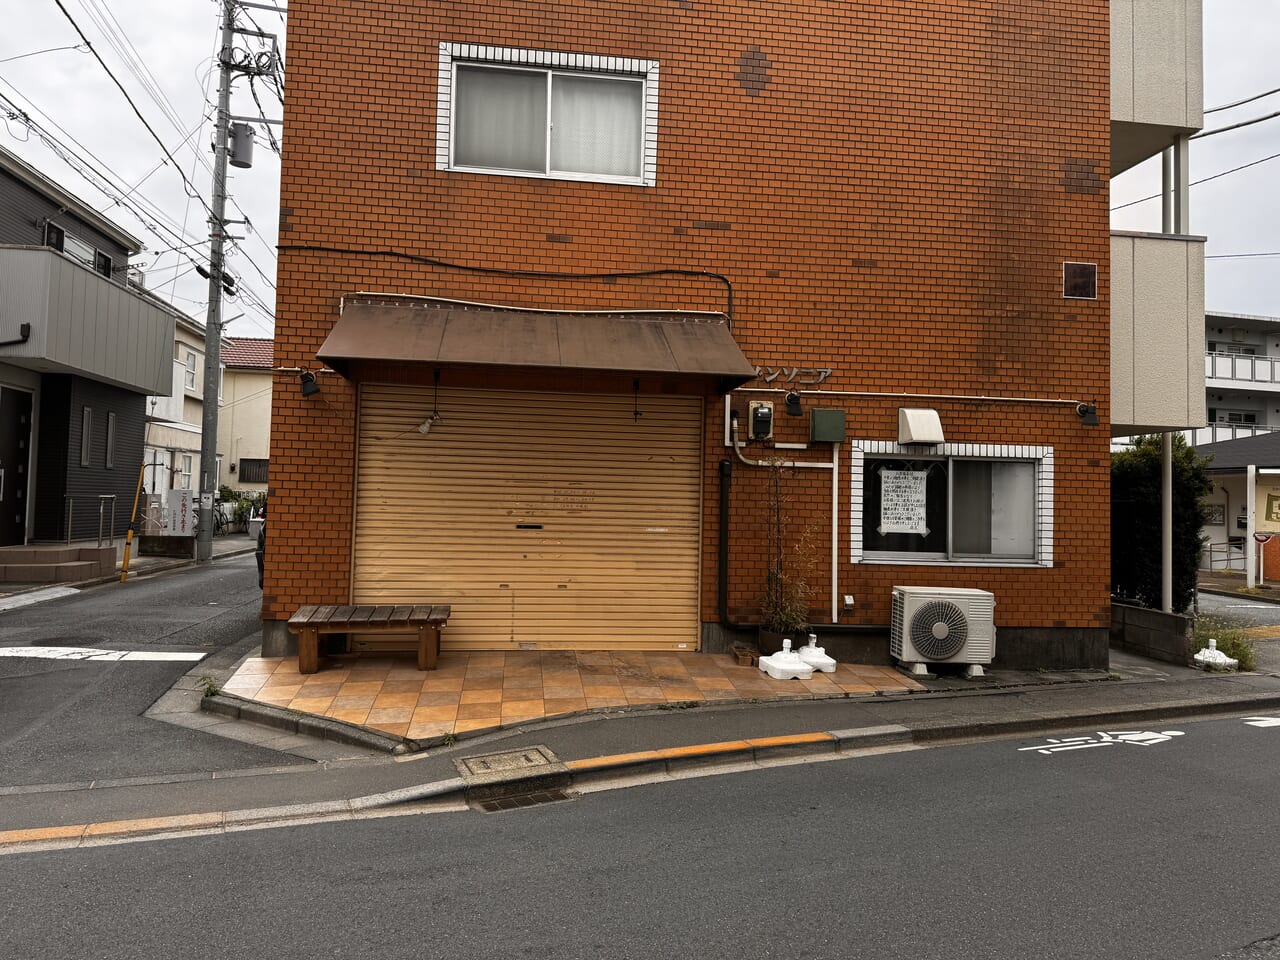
317, 297, 757, 395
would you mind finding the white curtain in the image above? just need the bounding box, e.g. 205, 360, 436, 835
953, 461, 1035, 557
550, 74, 642, 177
454, 66, 546, 172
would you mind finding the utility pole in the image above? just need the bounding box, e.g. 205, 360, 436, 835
196, 0, 235, 562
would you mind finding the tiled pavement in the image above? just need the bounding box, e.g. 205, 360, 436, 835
221, 650, 926, 741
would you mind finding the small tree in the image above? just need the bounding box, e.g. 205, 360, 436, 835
1111, 434, 1211, 613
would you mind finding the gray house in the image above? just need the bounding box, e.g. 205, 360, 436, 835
0, 145, 174, 551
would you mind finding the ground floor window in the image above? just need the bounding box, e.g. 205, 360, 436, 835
179, 454, 193, 490
851, 442, 1053, 566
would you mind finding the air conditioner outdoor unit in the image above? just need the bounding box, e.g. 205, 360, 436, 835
890, 586, 996, 679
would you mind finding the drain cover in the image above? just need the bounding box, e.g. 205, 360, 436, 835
474, 788, 574, 813
456, 745, 559, 779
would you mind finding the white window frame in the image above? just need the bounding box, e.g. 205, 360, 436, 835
850, 441, 1054, 567
179, 454, 193, 491
437, 42, 659, 187
184, 351, 198, 391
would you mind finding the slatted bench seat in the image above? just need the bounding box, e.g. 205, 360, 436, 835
288, 604, 451, 674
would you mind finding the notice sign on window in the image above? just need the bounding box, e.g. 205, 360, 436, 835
878, 468, 929, 536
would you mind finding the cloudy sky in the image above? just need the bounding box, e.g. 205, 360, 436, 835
1, 0, 1277, 338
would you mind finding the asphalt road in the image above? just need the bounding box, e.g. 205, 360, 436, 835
0, 555, 306, 788
4, 712, 1278, 960
1198, 591, 1280, 629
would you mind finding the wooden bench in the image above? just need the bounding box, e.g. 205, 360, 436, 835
288, 604, 451, 674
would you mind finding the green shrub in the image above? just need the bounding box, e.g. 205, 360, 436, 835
1192, 616, 1256, 671
1111, 435, 1212, 614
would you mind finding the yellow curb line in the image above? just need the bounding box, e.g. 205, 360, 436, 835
564, 731, 836, 772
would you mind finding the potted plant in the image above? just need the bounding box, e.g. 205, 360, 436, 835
757, 461, 816, 655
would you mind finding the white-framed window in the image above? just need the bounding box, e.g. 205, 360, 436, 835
184, 351, 197, 391
850, 441, 1054, 566
437, 43, 659, 186
105, 412, 116, 469
80, 407, 93, 468
179, 454, 193, 490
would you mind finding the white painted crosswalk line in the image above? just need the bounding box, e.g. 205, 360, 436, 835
0, 586, 80, 612
0, 646, 205, 662
1242, 716, 1280, 728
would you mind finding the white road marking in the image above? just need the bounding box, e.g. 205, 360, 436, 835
1018, 730, 1185, 754
0, 587, 80, 612
1242, 716, 1280, 727
0, 646, 205, 662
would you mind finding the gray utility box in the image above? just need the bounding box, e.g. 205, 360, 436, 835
810, 408, 846, 443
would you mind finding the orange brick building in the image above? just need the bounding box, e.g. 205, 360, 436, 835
265, 0, 1130, 669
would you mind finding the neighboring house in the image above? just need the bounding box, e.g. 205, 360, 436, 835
1197, 311, 1280, 446
1194, 432, 1280, 577
263, 1, 1205, 669
0, 144, 174, 545
218, 337, 272, 496
144, 313, 212, 501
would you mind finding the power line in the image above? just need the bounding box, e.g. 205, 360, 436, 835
49, 0, 214, 217
1110, 150, 1280, 212
1206, 86, 1280, 114
1205, 252, 1280, 260
1191, 109, 1280, 140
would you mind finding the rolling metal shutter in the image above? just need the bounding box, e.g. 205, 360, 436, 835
353, 384, 704, 651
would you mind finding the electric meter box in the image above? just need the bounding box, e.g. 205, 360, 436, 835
810, 408, 846, 443
748, 401, 774, 440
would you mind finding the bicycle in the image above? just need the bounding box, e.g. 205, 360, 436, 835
194, 505, 229, 538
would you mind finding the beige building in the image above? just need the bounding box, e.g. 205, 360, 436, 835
144, 314, 213, 498
218, 338, 272, 496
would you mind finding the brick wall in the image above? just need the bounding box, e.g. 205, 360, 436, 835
269, 1, 1112, 644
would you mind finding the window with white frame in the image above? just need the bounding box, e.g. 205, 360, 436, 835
179, 454, 193, 490
851, 442, 1054, 565
438, 43, 658, 186
184, 351, 197, 391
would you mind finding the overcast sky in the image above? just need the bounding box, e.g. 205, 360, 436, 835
1, 1, 1276, 340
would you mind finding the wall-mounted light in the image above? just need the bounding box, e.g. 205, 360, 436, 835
1076, 402, 1099, 426
299, 371, 320, 397
785, 390, 803, 417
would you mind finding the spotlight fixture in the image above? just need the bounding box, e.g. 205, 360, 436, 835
1075, 401, 1098, 426
785, 390, 803, 417
299, 371, 320, 397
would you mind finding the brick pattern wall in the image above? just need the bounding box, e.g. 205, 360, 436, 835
269, 1, 1111, 638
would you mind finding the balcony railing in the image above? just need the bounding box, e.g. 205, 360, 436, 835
1206, 353, 1280, 387
1185, 423, 1277, 447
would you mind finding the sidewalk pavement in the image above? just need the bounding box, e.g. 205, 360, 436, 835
6, 559, 1280, 851
0, 533, 258, 603
1198, 567, 1280, 603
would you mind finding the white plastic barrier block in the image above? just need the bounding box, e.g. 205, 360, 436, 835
759, 639, 815, 680
796, 634, 837, 673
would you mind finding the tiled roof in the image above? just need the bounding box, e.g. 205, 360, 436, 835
222, 337, 274, 369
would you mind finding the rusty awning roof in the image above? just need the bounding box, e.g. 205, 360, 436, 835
317, 297, 757, 395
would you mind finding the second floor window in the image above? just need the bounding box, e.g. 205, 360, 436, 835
184, 351, 198, 390
440, 44, 659, 187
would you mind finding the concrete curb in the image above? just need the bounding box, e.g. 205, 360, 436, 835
201, 692, 409, 754
8, 696, 1280, 853
1198, 587, 1280, 606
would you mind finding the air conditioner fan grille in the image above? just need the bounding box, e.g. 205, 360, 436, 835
909, 600, 969, 660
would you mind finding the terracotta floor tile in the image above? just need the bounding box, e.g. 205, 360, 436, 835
407, 721, 454, 739
366, 706, 414, 725
460, 688, 502, 704
416, 691, 461, 707
463, 676, 505, 691
454, 718, 501, 733
369, 721, 410, 737
223, 679, 265, 695
835, 683, 876, 694
620, 685, 664, 699
543, 684, 586, 699
457, 701, 504, 721
412, 705, 459, 723
256, 687, 302, 704
658, 686, 702, 701
502, 679, 544, 693
421, 676, 466, 692
238, 659, 278, 675
543, 697, 588, 715
330, 695, 377, 711
624, 693, 667, 705
582, 683, 625, 698
290, 683, 341, 700
271, 657, 299, 672
585, 696, 629, 708
501, 699, 544, 717
372, 692, 419, 709
463, 667, 506, 681
693, 676, 735, 690
336, 681, 384, 698
290, 696, 334, 713
379, 678, 427, 695
262, 671, 305, 687
499, 713, 541, 725
302, 671, 348, 685
328, 707, 372, 724
694, 688, 741, 701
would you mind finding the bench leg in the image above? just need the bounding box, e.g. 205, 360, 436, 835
298, 628, 320, 674
416, 624, 440, 670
